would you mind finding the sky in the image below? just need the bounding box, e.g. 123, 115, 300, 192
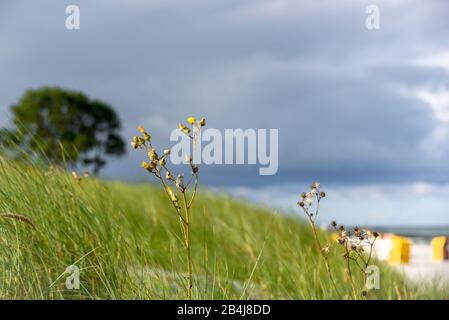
1, 0, 449, 225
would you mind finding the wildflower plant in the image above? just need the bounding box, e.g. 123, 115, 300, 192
332, 222, 379, 298
131, 117, 206, 299
298, 182, 379, 299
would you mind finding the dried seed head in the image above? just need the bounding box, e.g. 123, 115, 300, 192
159, 158, 166, 167
164, 149, 171, 155
199, 117, 206, 126
331, 220, 337, 228
148, 148, 158, 161
320, 191, 326, 198
149, 161, 157, 169
175, 175, 184, 189
165, 171, 174, 181
185, 154, 192, 163
310, 182, 320, 189
298, 201, 305, 207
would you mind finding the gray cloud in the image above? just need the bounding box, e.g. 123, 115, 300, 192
1, 0, 449, 190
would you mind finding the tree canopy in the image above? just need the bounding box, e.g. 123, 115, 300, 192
0, 87, 126, 173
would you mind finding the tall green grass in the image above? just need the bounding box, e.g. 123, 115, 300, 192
0, 157, 446, 299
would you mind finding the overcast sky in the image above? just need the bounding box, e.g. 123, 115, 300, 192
1, 0, 449, 225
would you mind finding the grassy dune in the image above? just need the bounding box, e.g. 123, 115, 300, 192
0, 157, 446, 299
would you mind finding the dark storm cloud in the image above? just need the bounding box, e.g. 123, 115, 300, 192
1, 0, 449, 187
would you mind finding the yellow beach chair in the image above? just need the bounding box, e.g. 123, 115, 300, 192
431, 236, 448, 262
388, 236, 410, 265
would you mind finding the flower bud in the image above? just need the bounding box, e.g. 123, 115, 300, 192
141, 161, 150, 171
149, 161, 157, 169
165, 171, 174, 181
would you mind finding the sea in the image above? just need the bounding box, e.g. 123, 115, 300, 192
359, 225, 449, 242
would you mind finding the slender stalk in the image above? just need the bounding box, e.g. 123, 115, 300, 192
182, 192, 193, 299
343, 245, 358, 299
306, 215, 340, 297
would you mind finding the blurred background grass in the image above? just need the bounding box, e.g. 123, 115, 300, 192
0, 156, 447, 299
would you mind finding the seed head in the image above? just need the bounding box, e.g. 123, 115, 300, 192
310, 182, 320, 189
149, 161, 157, 169
199, 117, 206, 126
165, 171, 174, 181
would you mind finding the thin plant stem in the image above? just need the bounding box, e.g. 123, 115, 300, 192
344, 245, 358, 299
305, 214, 340, 298
182, 191, 193, 299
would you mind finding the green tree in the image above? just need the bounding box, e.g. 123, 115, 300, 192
0, 87, 125, 173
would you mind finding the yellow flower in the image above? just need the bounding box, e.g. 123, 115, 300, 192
159, 158, 166, 167
199, 117, 206, 127
138, 125, 145, 133
187, 117, 196, 124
